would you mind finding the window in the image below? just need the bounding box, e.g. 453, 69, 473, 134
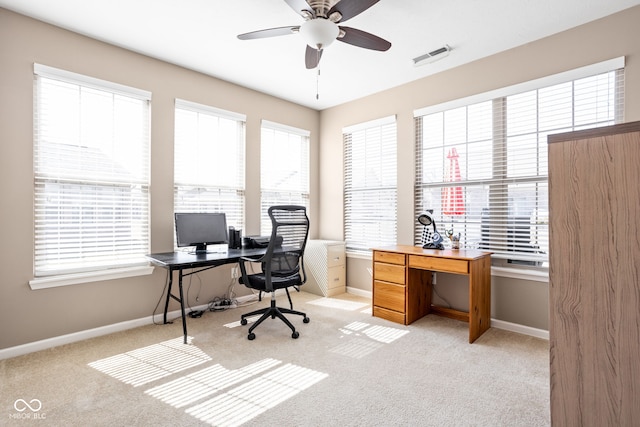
414, 58, 625, 268
174, 100, 246, 237
260, 121, 310, 234
343, 116, 397, 252
33, 64, 151, 277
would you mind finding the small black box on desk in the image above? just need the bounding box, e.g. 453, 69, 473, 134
242, 235, 283, 249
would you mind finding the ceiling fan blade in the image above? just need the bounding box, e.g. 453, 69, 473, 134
238, 26, 299, 40
337, 26, 391, 51
329, 0, 380, 23
284, 0, 315, 18
305, 45, 323, 69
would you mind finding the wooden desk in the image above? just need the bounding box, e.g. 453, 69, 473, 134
371, 245, 492, 343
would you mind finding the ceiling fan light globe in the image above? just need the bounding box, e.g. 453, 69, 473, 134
300, 18, 339, 49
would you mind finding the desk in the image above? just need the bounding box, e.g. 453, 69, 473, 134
146, 248, 267, 343
371, 245, 492, 343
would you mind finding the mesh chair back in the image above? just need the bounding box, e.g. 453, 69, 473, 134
265, 206, 309, 279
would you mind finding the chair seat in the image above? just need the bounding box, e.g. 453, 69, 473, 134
240, 273, 301, 291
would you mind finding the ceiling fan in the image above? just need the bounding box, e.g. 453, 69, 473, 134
237, 0, 391, 69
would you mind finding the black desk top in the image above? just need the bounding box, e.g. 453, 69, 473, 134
146, 247, 267, 269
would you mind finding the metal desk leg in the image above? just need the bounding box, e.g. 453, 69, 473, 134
163, 268, 173, 325
178, 270, 188, 344
162, 268, 188, 344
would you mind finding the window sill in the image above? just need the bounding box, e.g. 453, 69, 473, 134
345, 250, 372, 260
29, 265, 155, 290
346, 250, 549, 283
490, 266, 548, 283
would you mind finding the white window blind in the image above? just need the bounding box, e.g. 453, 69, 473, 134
33, 64, 151, 276
174, 99, 246, 238
260, 120, 310, 234
414, 58, 625, 268
343, 116, 397, 252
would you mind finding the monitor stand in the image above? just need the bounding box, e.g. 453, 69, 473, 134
191, 243, 227, 255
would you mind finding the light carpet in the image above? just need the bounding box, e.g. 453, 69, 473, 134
0, 291, 550, 426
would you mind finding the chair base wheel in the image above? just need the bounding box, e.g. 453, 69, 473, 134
240, 299, 308, 341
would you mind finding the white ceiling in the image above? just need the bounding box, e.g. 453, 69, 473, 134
2, 0, 639, 110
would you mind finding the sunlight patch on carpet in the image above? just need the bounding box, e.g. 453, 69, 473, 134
185, 363, 328, 427
306, 297, 369, 311
145, 358, 281, 408
362, 324, 410, 344
223, 315, 260, 329
341, 321, 409, 343
329, 321, 410, 358
88, 336, 211, 387
329, 336, 384, 359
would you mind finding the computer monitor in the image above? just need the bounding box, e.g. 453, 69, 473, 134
174, 212, 228, 254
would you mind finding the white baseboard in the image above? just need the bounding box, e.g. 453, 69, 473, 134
345, 286, 371, 298
345, 287, 548, 340
489, 319, 549, 340
236, 293, 260, 303
1, 314, 159, 360
0, 294, 261, 360
1, 291, 546, 360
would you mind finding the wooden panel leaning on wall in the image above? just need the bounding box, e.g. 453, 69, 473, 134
548, 121, 640, 427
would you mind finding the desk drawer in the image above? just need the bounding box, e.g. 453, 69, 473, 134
409, 255, 469, 274
373, 306, 405, 325
327, 265, 345, 290
326, 244, 345, 267
374, 262, 405, 284
373, 280, 405, 312
373, 251, 405, 265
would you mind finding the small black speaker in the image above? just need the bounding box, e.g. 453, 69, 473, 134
228, 227, 242, 249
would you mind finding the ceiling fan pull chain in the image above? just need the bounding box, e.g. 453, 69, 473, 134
316, 47, 321, 100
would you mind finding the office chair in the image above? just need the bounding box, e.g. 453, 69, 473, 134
238, 205, 310, 340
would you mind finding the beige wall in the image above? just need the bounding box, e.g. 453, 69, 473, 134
319, 6, 640, 330
0, 8, 320, 349
2, 6, 640, 350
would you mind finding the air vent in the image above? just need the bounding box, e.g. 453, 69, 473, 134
413, 45, 451, 66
